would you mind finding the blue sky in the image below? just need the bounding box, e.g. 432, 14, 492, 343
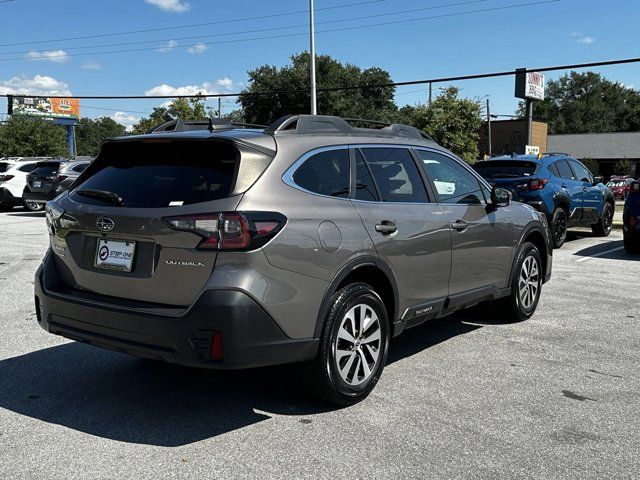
1, 0, 639, 129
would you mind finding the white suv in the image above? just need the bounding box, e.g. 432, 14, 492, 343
0, 160, 41, 211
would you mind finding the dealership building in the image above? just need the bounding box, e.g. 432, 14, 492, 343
480, 120, 640, 179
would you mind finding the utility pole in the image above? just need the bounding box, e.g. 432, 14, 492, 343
218, 97, 222, 118
428, 82, 432, 105
525, 98, 533, 146
486, 98, 492, 156
309, 0, 317, 115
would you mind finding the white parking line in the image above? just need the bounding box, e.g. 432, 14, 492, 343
575, 246, 625, 262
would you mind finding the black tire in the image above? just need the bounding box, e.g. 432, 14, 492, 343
624, 235, 640, 254
24, 201, 44, 212
592, 202, 614, 237
301, 283, 390, 406
494, 242, 543, 322
550, 207, 568, 249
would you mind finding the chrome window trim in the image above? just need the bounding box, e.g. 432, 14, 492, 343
282, 143, 441, 204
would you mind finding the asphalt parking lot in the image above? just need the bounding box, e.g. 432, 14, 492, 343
0, 210, 638, 479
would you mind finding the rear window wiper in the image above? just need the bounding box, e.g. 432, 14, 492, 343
76, 189, 124, 207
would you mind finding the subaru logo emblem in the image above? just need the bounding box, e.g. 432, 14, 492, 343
96, 217, 115, 232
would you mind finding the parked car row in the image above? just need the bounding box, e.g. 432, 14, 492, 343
0, 157, 92, 211
473, 153, 615, 248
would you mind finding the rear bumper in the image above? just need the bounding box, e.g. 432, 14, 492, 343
0, 187, 22, 205
22, 190, 59, 203
35, 251, 318, 369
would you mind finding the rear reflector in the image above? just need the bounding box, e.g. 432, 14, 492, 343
210, 332, 223, 361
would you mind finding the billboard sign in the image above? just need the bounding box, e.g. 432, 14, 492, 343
525, 145, 540, 156
9, 96, 80, 120
515, 70, 545, 101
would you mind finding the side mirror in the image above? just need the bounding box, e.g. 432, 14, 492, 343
491, 186, 511, 207
593, 176, 603, 185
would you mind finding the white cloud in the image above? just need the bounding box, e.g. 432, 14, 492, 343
158, 40, 178, 52
144, 78, 235, 97
82, 61, 101, 70
0, 74, 72, 96
571, 32, 595, 45
187, 43, 207, 54
25, 49, 69, 63
145, 0, 190, 12
216, 77, 233, 89
111, 111, 140, 132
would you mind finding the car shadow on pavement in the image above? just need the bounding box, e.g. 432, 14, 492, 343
0, 313, 483, 446
573, 239, 638, 261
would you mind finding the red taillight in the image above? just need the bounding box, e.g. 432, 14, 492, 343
163, 211, 285, 251
210, 331, 223, 361
528, 178, 548, 190
0, 174, 14, 181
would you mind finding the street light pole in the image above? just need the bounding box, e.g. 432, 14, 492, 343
309, 0, 317, 115
486, 98, 492, 156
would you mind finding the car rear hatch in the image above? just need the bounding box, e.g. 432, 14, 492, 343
27, 161, 64, 194
473, 160, 542, 196
48, 135, 274, 307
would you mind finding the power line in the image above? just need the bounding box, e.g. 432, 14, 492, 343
0, 0, 390, 48
3, 56, 638, 100
0, 0, 486, 55
1, 0, 561, 62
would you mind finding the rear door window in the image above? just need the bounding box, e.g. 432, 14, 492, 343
71, 140, 242, 208
292, 149, 350, 198
0, 163, 11, 173
354, 149, 378, 202
18, 163, 37, 173
555, 160, 576, 180
360, 147, 428, 203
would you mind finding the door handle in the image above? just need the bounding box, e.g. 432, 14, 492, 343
582, 187, 589, 192
375, 221, 397, 234
451, 220, 468, 232
561, 183, 568, 189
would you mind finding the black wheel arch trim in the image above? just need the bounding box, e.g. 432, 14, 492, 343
509, 221, 552, 285
313, 255, 400, 338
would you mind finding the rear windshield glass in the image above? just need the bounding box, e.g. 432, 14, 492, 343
70, 140, 240, 208
0, 162, 11, 173
31, 162, 61, 177
473, 160, 539, 179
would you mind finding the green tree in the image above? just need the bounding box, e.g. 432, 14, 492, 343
397, 87, 483, 163
131, 95, 215, 134
614, 159, 632, 176
0, 117, 68, 157
76, 117, 126, 156
239, 52, 397, 124
517, 71, 640, 134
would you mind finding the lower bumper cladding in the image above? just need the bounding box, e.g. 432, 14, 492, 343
35, 251, 318, 369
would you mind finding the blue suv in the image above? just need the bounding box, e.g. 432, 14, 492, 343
474, 154, 615, 248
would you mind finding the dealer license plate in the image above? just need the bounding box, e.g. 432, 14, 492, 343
95, 239, 136, 272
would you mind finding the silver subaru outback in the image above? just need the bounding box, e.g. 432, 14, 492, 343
36, 115, 552, 405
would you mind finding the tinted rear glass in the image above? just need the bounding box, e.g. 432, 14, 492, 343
293, 149, 350, 198
71, 140, 240, 208
31, 162, 61, 176
473, 160, 539, 178
0, 162, 10, 173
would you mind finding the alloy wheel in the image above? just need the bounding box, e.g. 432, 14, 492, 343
334, 303, 382, 386
518, 255, 540, 310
